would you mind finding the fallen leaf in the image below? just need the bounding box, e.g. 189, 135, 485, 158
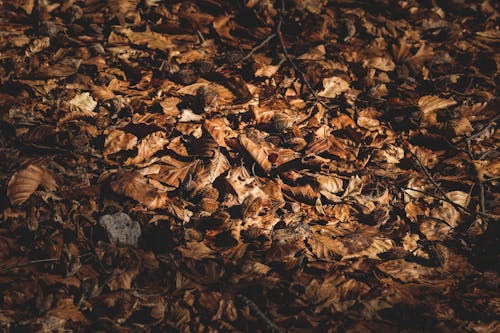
104, 130, 138, 157
239, 135, 272, 174
318, 77, 350, 98
125, 131, 169, 165
7, 165, 57, 206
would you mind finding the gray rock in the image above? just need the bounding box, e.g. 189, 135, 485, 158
98, 212, 141, 247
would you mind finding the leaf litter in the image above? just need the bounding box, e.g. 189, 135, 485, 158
0, 0, 498, 332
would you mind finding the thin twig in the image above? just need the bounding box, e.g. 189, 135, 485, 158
464, 114, 499, 142
0, 258, 60, 273
398, 138, 497, 220
0, 252, 94, 274
401, 186, 497, 220
275, 0, 333, 124
465, 135, 488, 217
196, 29, 206, 43
236, 294, 279, 332
398, 138, 452, 204
241, 32, 277, 62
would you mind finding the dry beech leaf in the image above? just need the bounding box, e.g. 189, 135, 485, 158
47, 298, 88, 323
377, 259, 440, 283
420, 218, 452, 241
473, 160, 500, 182
226, 165, 264, 204
111, 170, 169, 209
190, 150, 230, 193
240, 135, 272, 174
318, 77, 350, 98
104, 130, 138, 156
106, 267, 139, 291
155, 161, 199, 188
176, 81, 234, 103
121, 29, 176, 51
7, 165, 57, 206
297, 44, 326, 60
255, 64, 280, 78
203, 118, 230, 147
5, 0, 35, 14
335, 235, 394, 260
282, 183, 319, 204
363, 56, 396, 71
418, 95, 457, 124
125, 131, 169, 166
90, 84, 115, 101
178, 241, 216, 259
160, 97, 181, 116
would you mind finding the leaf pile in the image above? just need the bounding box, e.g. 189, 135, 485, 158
0, 0, 498, 332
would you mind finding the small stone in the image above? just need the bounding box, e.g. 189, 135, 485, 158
98, 212, 141, 247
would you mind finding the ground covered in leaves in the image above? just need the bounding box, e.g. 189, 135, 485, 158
0, 0, 499, 332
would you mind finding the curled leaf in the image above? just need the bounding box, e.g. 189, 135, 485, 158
240, 135, 272, 174
7, 165, 56, 206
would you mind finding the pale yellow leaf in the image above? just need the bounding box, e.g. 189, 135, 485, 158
318, 77, 350, 98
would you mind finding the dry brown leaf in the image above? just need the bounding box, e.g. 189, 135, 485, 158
337, 235, 394, 260
90, 84, 115, 101
377, 259, 440, 283
240, 135, 272, 174
121, 28, 176, 51
363, 56, 396, 71
317, 174, 343, 194
111, 170, 170, 209
203, 118, 230, 147
420, 218, 452, 241
104, 130, 138, 157
59, 92, 98, 123
160, 97, 181, 116
190, 150, 231, 193
125, 131, 169, 166
155, 160, 199, 188
282, 183, 318, 204
178, 241, 216, 259
47, 298, 88, 323
473, 159, 500, 182
107, 268, 139, 291
176, 81, 234, 103
297, 44, 326, 60
318, 77, 350, 99
226, 165, 264, 204
255, 64, 280, 78
418, 95, 457, 125
7, 165, 57, 206
70, 92, 97, 115
5, 0, 35, 14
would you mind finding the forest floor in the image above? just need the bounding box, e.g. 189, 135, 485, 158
0, 0, 499, 332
